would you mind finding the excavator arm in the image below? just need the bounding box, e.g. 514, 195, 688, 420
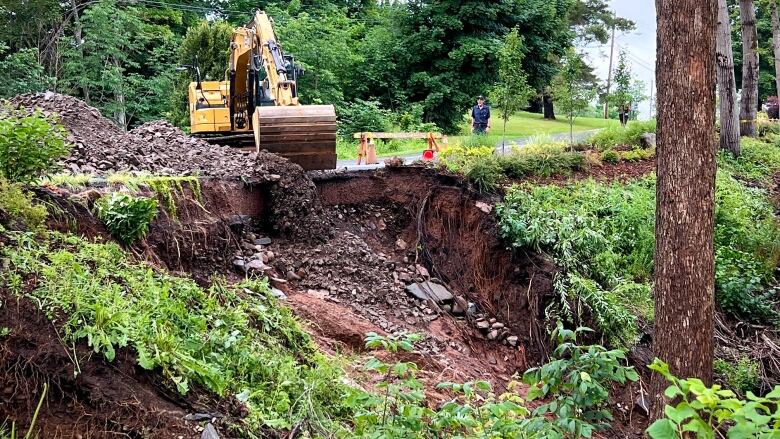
189, 10, 337, 171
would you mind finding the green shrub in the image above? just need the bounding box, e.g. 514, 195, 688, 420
0, 177, 47, 231
500, 149, 585, 179
523, 325, 638, 434
439, 144, 494, 173
619, 147, 655, 162
460, 134, 496, 149
647, 359, 780, 439
718, 137, 780, 183
715, 357, 760, 396
589, 119, 656, 151
497, 171, 780, 345
601, 149, 620, 164
95, 192, 158, 245
337, 99, 390, 137
465, 156, 502, 192
0, 108, 71, 183
3, 232, 348, 434
351, 327, 631, 438
397, 103, 439, 132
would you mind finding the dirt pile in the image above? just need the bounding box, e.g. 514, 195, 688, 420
12, 92, 332, 241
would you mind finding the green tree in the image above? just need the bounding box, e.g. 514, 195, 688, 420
608, 50, 635, 120
60, 0, 180, 129
0, 43, 54, 97
169, 19, 233, 128
490, 27, 534, 151
551, 48, 596, 145
568, 0, 635, 45
395, 0, 574, 133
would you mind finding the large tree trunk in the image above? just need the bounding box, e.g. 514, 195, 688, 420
717, 0, 741, 156
542, 91, 556, 119
772, 1, 780, 104
651, 0, 717, 422
739, 0, 759, 136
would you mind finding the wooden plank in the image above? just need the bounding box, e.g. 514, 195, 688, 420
352, 131, 442, 140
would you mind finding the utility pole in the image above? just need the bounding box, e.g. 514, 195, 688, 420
649, 80, 654, 118
604, 23, 616, 119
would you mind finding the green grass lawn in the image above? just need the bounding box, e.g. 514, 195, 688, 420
337, 112, 619, 161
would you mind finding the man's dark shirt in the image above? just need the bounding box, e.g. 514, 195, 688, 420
471, 105, 491, 125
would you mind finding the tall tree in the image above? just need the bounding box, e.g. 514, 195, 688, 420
651, 0, 717, 422
771, 0, 780, 103
551, 47, 596, 145
609, 50, 635, 120
739, 0, 759, 136
491, 27, 534, 152
717, 0, 741, 156
396, 0, 573, 133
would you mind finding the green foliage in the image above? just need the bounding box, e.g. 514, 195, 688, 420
601, 149, 620, 164
588, 119, 656, 150
465, 156, 503, 193
647, 359, 780, 439
351, 329, 628, 438
61, 0, 180, 129
523, 325, 638, 435
619, 147, 655, 162
718, 136, 780, 183
0, 43, 54, 98
169, 20, 233, 128
491, 27, 535, 144
337, 99, 391, 137
551, 48, 597, 143
607, 50, 645, 116
0, 178, 47, 231
500, 142, 586, 179
0, 108, 70, 183
397, 103, 439, 132
439, 144, 495, 173
2, 232, 347, 434
496, 169, 780, 345
94, 192, 158, 245
714, 357, 760, 396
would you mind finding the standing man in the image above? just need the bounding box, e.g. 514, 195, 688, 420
471, 95, 491, 134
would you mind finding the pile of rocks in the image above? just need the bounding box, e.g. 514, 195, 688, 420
11, 92, 332, 242
473, 316, 519, 347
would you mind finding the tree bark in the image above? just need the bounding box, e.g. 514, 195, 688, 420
70, 0, 90, 105
739, 0, 759, 136
651, 0, 717, 422
772, 1, 780, 104
542, 92, 556, 119
717, 0, 741, 156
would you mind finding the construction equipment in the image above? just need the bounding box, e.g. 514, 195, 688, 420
187, 11, 337, 170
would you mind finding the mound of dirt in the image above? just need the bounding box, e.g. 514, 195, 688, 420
11, 92, 332, 242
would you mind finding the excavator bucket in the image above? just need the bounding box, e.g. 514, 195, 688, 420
252, 104, 337, 171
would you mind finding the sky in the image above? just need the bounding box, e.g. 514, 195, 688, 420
584, 1, 657, 119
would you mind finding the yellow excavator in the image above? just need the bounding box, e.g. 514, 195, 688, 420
187, 11, 337, 170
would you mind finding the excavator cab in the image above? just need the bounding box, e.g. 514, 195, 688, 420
187, 11, 337, 171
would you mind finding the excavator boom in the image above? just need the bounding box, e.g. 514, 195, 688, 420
188, 11, 337, 170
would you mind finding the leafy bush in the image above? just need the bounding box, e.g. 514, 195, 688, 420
337, 99, 390, 137
397, 103, 439, 132
714, 357, 760, 396
0, 177, 47, 231
523, 325, 638, 435
601, 149, 620, 164
0, 108, 71, 183
459, 134, 496, 149
439, 144, 495, 173
465, 156, 503, 192
589, 119, 656, 151
3, 232, 348, 434
647, 359, 780, 439
350, 329, 629, 438
718, 137, 780, 183
620, 147, 655, 162
500, 143, 585, 179
95, 192, 158, 245
0, 43, 54, 98
497, 171, 780, 345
